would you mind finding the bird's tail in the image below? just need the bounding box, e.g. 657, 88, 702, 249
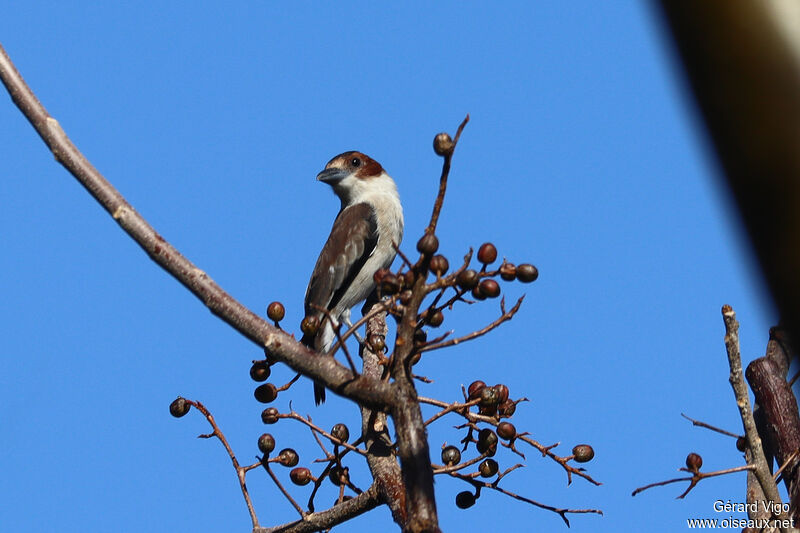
301, 328, 327, 405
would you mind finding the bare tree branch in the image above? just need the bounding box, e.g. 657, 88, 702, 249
426, 115, 470, 235
418, 296, 524, 354
255, 483, 382, 533
631, 464, 755, 498
360, 301, 407, 527
181, 399, 260, 528
722, 305, 787, 522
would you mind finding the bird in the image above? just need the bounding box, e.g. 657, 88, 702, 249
301, 151, 404, 404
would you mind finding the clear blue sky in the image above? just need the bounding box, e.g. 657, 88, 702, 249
0, 2, 781, 532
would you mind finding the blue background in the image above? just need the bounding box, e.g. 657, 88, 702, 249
0, 2, 784, 532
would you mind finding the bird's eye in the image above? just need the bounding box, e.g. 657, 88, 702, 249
351, 158, 361, 167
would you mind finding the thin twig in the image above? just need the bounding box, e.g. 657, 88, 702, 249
184, 399, 259, 528
427, 114, 470, 235
681, 413, 740, 438
418, 395, 601, 486
774, 448, 800, 481
431, 450, 489, 474
419, 296, 524, 353
307, 461, 334, 512
308, 303, 359, 374
424, 398, 481, 426
447, 470, 602, 526
276, 373, 302, 392
260, 459, 307, 517
278, 411, 369, 457
392, 241, 415, 271
631, 464, 754, 498
327, 298, 395, 357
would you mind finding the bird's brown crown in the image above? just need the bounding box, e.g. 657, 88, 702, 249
324, 151, 384, 179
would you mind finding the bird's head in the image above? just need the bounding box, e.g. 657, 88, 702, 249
316, 151, 395, 206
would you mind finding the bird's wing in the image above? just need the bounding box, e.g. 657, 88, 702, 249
304, 202, 378, 317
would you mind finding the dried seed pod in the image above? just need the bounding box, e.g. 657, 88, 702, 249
249, 361, 271, 382
417, 233, 439, 255
499, 262, 516, 281
434, 132, 454, 156
468, 380, 486, 400
329, 465, 349, 486
267, 301, 285, 322
261, 407, 280, 424
685, 452, 702, 472
477, 243, 498, 264
471, 285, 487, 301
456, 269, 479, 290
379, 273, 401, 295
278, 448, 299, 467
479, 386, 499, 408
573, 444, 595, 463
498, 399, 516, 417
479, 458, 498, 478
427, 310, 444, 327
254, 383, 278, 404
169, 397, 190, 418
290, 467, 312, 486
477, 428, 498, 456
399, 289, 413, 305
258, 433, 276, 454
331, 423, 350, 443
300, 315, 320, 336
479, 279, 500, 298
497, 422, 516, 440
441, 445, 461, 466
516, 264, 539, 283
493, 384, 509, 404
429, 255, 449, 276
455, 490, 475, 509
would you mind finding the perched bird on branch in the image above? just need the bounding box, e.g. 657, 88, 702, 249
301, 151, 403, 404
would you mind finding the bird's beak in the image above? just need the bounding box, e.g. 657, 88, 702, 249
316, 168, 349, 183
